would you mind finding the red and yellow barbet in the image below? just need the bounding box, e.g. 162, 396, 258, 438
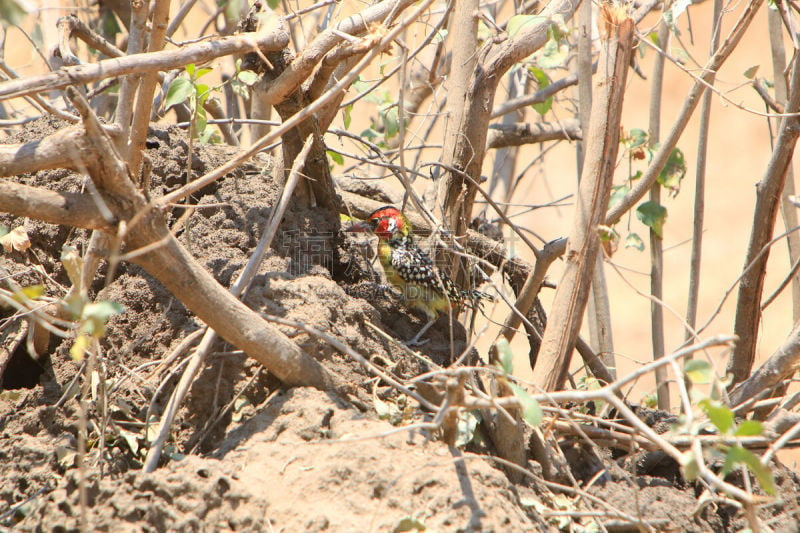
350, 206, 492, 345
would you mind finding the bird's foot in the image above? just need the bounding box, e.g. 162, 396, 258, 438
405, 319, 436, 347
375, 284, 400, 299
404, 335, 430, 347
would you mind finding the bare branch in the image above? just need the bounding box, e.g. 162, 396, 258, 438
0, 30, 291, 101
0, 125, 119, 176
127, 0, 174, 177
56, 14, 124, 59
486, 119, 581, 149
729, 322, 800, 413
533, 4, 634, 392
434, 0, 579, 238
259, 0, 416, 106
0, 181, 110, 230
491, 70, 582, 119
648, 18, 670, 412
63, 87, 340, 391
729, 51, 800, 384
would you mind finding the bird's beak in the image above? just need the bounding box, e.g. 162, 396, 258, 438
346, 221, 373, 233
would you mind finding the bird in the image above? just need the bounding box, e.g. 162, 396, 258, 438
348, 205, 492, 345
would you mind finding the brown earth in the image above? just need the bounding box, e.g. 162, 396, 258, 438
0, 121, 799, 532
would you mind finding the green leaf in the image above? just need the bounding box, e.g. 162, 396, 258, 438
198, 126, 220, 145
699, 399, 734, 434
231, 80, 249, 99
624, 232, 644, 251
81, 300, 124, 337
528, 68, 552, 115
735, 420, 764, 437
723, 446, 776, 495
266, 0, 280, 9
195, 83, 211, 104
658, 148, 686, 196
163, 443, 186, 461
536, 29, 569, 69
394, 517, 426, 532
327, 150, 344, 166
237, 69, 258, 86
597, 225, 617, 243
194, 67, 213, 80
101, 8, 121, 38
682, 450, 699, 481
477, 21, 493, 43
343, 104, 352, 130
643, 393, 658, 409
165, 78, 193, 109
224, 0, 246, 23
743, 65, 760, 79
628, 128, 648, 148
352, 77, 370, 94
433, 29, 448, 44
684, 359, 712, 384
495, 338, 514, 374
455, 410, 481, 448
511, 383, 542, 426
507, 15, 544, 39
636, 200, 667, 238
14, 284, 44, 302
365, 88, 390, 105
185, 63, 196, 78
360, 128, 379, 141
70, 333, 90, 361
0, 0, 29, 27
194, 106, 208, 135
608, 184, 629, 210
232, 396, 251, 423
382, 107, 400, 140
531, 96, 552, 116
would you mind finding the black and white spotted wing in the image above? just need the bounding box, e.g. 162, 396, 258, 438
389, 243, 463, 303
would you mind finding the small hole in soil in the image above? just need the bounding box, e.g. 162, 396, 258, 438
2, 342, 45, 389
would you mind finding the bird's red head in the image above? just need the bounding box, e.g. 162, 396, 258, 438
348, 205, 409, 241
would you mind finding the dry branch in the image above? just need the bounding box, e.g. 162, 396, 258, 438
126, 0, 174, 178
60, 87, 339, 391
143, 135, 319, 473
729, 51, 800, 384
0, 181, 110, 231
486, 119, 581, 149
435, 0, 579, 239
57, 14, 124, 60
0, 125, 119, 176
491, 71, 582, 119
0, 30, 290, 101
259, 0, 416, 106
729, 322, 800, 413
533, 5, 634, 392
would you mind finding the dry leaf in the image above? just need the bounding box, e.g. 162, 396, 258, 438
0, 226, 31, 253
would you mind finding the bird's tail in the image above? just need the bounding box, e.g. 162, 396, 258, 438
462, 288, 494, 308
